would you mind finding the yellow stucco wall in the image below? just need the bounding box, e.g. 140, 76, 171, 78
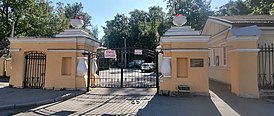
0, 59, 3, 76
209, 67, 230, 84
160, 52, 209, 93
8, 37, 98, 90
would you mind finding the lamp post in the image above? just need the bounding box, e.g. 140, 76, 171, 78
82, 51, 95, 92
123, 37, 127, 68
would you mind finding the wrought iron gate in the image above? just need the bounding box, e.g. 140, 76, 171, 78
258, 44, 274, 90
93, 47, 158, 88
24, 51, 46, 88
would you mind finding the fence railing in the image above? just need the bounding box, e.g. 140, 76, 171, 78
258, 44, 274, 90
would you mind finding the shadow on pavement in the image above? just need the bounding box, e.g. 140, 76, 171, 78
137, 95, 221, 116
209, 80, 274, 116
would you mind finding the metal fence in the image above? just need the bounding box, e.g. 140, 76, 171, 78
258, 44, 274, 90
93, 47, 158, 88
24, 51, 46, 88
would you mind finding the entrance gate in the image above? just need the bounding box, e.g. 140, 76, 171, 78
24, 51, 46, 88
93, 47, 159, 88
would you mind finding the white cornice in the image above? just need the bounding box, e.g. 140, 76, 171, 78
9, 38, 100, 47
160, 36, 209, 43
227, 36, 259, 42
228, 48, 259, 53
48, 49, 86, 53
207, 18, 232, 28
9, 48, 20, 52
9, 38, 82, 42
163, 49, 209, 52
260, 27, 274, 30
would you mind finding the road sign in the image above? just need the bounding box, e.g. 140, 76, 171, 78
104, 50, 116, 58
134, 49, 142, 55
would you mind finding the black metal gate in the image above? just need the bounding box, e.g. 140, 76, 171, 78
24, 51, 46, 88
258, 44, 274, 90
93, 47, 158, 88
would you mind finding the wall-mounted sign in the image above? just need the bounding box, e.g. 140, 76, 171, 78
104, 50, 116, 58
134, 49, 142, 55
190, 58, 204, 67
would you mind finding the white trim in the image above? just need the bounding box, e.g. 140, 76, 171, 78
10, 48, 20, 52
163, 49, 209, 52
55, 34, 91, 38
207, 18, 232, 27
160, 36, 209, 42
77, 57, 88, 60
227, 36, 259, 42
48, 49, 85, 53
9, 38, 82, 42
260, 27, 274, 30
228, 49, 260, 53
163, 57, 172, 59
9, 37, 100, 44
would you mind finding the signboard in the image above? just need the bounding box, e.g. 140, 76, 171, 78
190, 58, 204, 67
134, 49, 142, 55
104, 50, 116, 58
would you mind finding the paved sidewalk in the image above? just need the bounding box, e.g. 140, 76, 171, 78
0, 86, 84, 111
8, 81, 274, 116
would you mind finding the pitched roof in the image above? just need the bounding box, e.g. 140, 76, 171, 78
209, 15, 274, 24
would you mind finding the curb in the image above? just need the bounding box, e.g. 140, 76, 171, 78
0, 91, 85, 111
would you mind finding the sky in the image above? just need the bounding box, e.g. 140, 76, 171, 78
51, 0, 232, 39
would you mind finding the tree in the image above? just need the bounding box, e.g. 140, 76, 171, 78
270, 3, 274, 15
0, 0, 69, 57
246, 0, 273, 15
216, 0, 274, 16
102, 14, 130, 48
64, 2, 92, 28
215, 0, 250, 16
103, 6, 170, 50
0, 0, 70, 39
165, 0, 213, 30
91, 25, 99, 39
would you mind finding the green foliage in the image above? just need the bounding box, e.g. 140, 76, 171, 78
246, 0, 272, 15
64, 2, 92, 28
215, 0, 274, 16
102, 6, 170, 50
0, 0, 70, 40
215, 0, 250, 16
165, 0, 213, 30
102, 14, 130, 48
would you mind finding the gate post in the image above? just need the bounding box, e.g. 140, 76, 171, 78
121, 48, 124, 88
155, 51, 159, 94
229, 36, 260, 98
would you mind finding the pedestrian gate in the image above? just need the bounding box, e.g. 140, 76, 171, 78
24, 51, 46, 88
93, 47, 159, 88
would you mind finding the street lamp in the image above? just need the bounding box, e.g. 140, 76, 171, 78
123, 37, 127, 68
82, 51, 96, 92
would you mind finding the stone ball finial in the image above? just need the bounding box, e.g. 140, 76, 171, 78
173, 14, 187, 26
71, 16, 84, 29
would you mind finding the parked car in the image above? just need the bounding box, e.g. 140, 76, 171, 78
127, 60, 144, 68
141, 63, 155, 72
